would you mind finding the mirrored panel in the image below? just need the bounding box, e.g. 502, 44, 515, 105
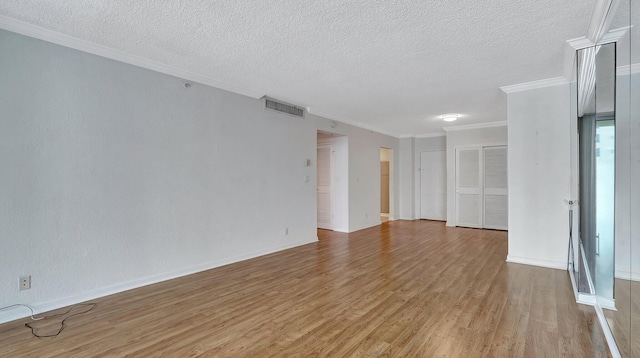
576, 42, 617, 305
600, 0, 639, 356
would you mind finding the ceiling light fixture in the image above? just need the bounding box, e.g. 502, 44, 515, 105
441, 113, 459, 122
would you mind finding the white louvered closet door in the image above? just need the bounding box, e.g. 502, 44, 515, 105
483, 146, 508, 230
456, 148, 483, 228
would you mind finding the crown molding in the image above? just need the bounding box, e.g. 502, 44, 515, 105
566, 26, 630, 51
587, 0, 621, 44
562, 1, 628, 81
567, 36, 594, 50
397, 132, 447, 139
500, 77, 568, 94
0, 15, 264, 99
617, 63, 640, 76
600, 26, 631, 43
306, 108, 402, 138
415, 132, 446, 138
442, 121, 507, 132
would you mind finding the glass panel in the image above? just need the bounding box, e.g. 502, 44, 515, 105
575, 42, 616, 302
600, 0, 636, 356
595, 119, 615, 299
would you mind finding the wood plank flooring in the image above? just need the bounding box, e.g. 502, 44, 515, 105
604, 279, 640, 357
0, 220, 610, 357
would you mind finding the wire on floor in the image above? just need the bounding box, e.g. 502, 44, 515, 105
24, 303, 97, 338
0, 304, 44, 321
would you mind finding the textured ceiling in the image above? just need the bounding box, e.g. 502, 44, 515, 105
0, 0, 596, 136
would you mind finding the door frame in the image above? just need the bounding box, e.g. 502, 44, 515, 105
317, 144, 333, 230
379, 147, 395, 222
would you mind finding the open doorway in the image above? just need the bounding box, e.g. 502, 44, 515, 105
380, 148, 392, 222
317, 143, 332, 230
317, 131, 348, 232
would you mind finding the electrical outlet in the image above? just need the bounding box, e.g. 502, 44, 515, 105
20, 275, 31, 291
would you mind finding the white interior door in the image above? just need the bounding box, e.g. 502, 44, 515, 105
483, 146, 508, 230
317, 146, 332, 230
420, 151, 446, 220
456, 148, 482, 228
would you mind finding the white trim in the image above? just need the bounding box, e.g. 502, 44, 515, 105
0, 236, 318, 325
587, 0, 622, 44
595, 304, 622, 358
576, 292, 622, 357
617, 63, 640, 76
308, 108, 401, 138
600, 26, 631, 44
452, 142, 508, 149
597, 296, 617, 311
564, 26, 631, 80
317, 144, 334, 231
569, 268, 579, 301
577, 292, 598, 306
332, 228, 350, 233
442, 121, 507, 132
505, 255, 566, 270
567, 36, 595, 50
347, 223, 381, 233
580, 242, 597, 294
398, 216, 417, 221
415, 132, 446, 138
0, 15, 264, 100
563, 38, 588, 80
615, 269, 640, 281
566, 26, 630, 51
500, 77, 568, 94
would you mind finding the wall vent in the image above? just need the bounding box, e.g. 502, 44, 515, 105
265, 98, 305, 118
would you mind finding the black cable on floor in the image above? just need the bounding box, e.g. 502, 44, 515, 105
24, 303, 97, 338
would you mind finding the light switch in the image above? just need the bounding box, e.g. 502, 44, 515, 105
305, 175, 310, 182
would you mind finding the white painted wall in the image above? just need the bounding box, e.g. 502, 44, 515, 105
317, 135, 349, 232
414, 136, 447, 219
398, 137, 415, 220
0, 29, 318, 323
315, 118, 399, 231
506, 84, 570, 269
445, 127, 508, 226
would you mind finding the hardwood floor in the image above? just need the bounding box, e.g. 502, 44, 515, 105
0, 220, 610, 357
605, 279, 640, 357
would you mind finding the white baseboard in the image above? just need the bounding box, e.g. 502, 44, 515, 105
348, 223, 379, 233
615, 270, 640, 282
398, 216, 416, 221
595, 303, 622, 358
597, 297, 617, 311
505, 255, 566, 270
577, 292, 597, 306
576, 293, 615, 311
0, 237, 318, 325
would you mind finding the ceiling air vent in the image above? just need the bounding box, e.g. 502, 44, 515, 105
265, 98, 305, 118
